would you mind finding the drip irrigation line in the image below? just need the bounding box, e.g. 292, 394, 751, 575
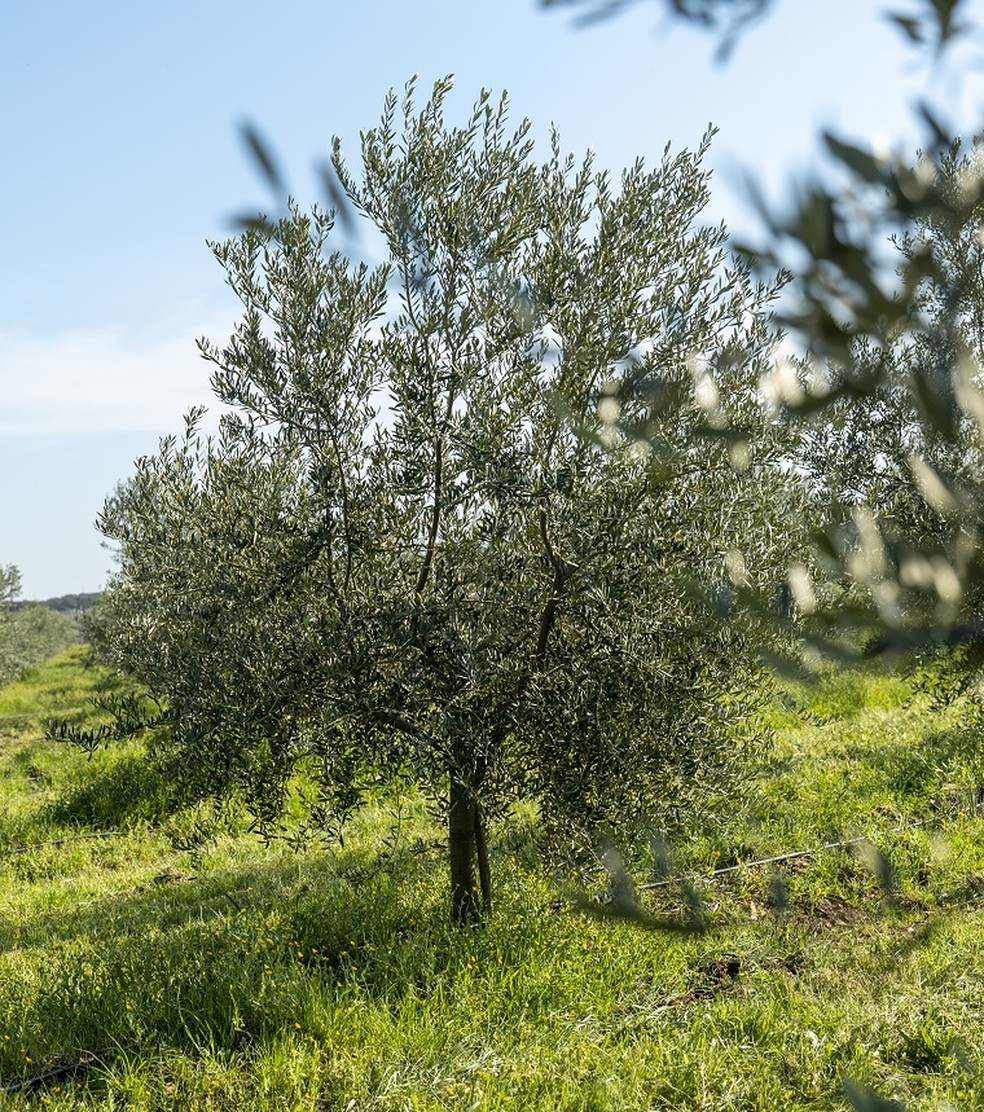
637, 808, 979, 893
639, 836, 869, 891
0, 830, 125, 859
1, 1049, 114, 1094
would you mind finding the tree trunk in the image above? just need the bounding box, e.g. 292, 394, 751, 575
475, 800, 492, 911
448, 771, 490, 925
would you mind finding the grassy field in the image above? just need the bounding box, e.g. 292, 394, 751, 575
4, 649, 984, 1109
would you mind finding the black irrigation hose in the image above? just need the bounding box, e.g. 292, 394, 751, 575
639, 836, 869, 891
636, 806, 983, 893
1, 1049, 112, 1094
0, 830, 125, 859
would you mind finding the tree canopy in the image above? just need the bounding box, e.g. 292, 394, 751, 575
87, 79, 798, 921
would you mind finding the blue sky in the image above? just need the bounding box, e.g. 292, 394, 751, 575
2, 0, 982, 598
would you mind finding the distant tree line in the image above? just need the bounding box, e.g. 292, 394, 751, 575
7, 592, 103, 616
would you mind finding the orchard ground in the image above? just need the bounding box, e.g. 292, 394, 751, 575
3, 647, 984, 1108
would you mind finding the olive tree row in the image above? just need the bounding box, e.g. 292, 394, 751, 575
0, 565, 76, 687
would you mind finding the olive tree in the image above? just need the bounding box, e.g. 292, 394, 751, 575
89, 79, 797, 921
775, 139, 984, 658
0, 565, 19, 608
538, 0, 984, 652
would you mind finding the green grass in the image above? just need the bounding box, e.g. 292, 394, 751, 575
4, 650, 984, 1109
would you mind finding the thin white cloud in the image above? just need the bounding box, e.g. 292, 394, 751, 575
0, 309, 235, 437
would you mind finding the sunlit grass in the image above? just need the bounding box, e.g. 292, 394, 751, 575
0, 645, 98, 727
3, 648, 984, 1108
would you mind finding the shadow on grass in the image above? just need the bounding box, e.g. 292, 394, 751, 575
42, 750, 209, 831
778, 661, 912, 725
10, 835, 447, 951
0, 836, 539, 1086
848, 718, 984, 806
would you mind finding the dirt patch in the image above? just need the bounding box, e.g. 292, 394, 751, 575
805, 893, 866, 927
